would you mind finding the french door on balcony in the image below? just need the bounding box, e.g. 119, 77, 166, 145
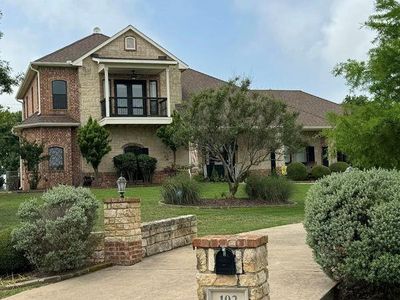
115, 80, 147, 116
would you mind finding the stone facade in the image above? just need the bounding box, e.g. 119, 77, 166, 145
193, 234, 269, 300
90, 211, 197, 263
103, 198, 143, 265
141, 215, 197, 257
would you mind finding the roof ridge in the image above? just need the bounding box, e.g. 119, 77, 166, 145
35, 33, 109, 62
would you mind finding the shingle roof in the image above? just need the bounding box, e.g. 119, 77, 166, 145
35, 33, 110, 63
181, 69, 341, 127
14, 113, 80, 129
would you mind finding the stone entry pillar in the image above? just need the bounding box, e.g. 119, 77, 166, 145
192, 234, 269, 300
104, 198, 142, 265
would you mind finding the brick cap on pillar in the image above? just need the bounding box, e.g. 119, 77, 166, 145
104, 197, 140, 204
192, 234, 268, 249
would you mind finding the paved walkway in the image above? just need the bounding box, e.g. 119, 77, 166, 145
6, 223, 335, 300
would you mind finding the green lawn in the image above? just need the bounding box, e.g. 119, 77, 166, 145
0, 183, 311, 236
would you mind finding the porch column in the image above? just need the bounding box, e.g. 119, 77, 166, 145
104, 65, 110, 117
166, 67, 171, 117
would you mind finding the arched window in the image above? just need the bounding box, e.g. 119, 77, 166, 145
124, 36, 136, 50
124, 145, 148, 155
52, 80, 67, 109
48, 147, 64, 170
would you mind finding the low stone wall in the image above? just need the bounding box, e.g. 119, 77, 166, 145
142, 215, 197, 257
89, 215, 197, 263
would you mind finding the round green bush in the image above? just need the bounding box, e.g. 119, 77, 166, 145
137, 154, 157, 183
12, 185, 98, 274
0, 228, 31, 275
287, 162, 308, 181
245, 175, 293, 203
329, 161, 350, 173
310, 165, 331, 179
161, 174, 200, 205
113, 153, 138, 181
305, 169, 400, 288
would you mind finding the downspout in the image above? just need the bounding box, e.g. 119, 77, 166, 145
29, 64, 41, 115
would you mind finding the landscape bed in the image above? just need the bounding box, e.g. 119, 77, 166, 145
0, 182, 311, 236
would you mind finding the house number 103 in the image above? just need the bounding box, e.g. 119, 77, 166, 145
220, 296, 238, 300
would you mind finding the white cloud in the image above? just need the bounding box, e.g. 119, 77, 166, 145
317, 0, 375, 67
234, 0, 374, 65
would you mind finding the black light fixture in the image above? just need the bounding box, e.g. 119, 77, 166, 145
131, 70, 137, 80
117, 175, 127, 198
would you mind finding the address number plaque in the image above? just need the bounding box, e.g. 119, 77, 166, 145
206, 287, 248, 300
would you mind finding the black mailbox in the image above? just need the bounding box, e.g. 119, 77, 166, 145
215, 247, 236, 275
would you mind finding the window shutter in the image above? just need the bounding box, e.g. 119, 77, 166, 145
306, 146, 315, 163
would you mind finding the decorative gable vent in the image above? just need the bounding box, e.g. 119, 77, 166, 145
125, 36, 136, 50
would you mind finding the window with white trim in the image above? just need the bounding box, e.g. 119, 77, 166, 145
124, 36, 136, 50
48, 147, 64, 170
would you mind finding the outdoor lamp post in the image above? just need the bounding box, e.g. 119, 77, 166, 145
117, 176, 127, 198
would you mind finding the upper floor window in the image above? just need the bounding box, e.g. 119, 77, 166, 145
125, 36, 136, 50
52, 80, 67, 109
48, 147, 64, 170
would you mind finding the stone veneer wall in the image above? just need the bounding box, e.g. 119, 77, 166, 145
141, 215, 197, 257
103, 198, 143, 265
193, 234, 269, 300
89, 215, 197, 263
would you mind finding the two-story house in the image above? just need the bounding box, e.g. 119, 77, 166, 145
14, 25, 341, 191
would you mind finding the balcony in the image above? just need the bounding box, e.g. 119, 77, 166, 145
99, 97, 171, 125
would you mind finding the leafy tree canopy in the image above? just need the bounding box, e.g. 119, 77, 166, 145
78, 117, 111, 178
179, 77, 303, 197
328, 0, 400, 169
0, 105, 21, 173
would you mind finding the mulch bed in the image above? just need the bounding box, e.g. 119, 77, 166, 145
161, 199, 294, 208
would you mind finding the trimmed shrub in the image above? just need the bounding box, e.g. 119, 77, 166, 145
113, 153, 137, 182
137, 154, 157, 183
161, 174, 200, 205
329, 161, 350, 173
287, 162, 308, 181
0, 228, 31, 275
12, 185, 98, 274
245, 175, 293, 203
304, 169, 400, 291
310, 165, 331, 179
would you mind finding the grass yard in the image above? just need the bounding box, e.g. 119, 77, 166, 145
0, 183, 311, 236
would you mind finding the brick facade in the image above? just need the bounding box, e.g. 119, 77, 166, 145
38, 67, 80, 120
20, 126, 81, 190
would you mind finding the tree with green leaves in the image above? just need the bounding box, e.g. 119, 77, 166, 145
78, 117, 111, 179
19, 139, 48, 190
0, 11, 21, 94
156, 111, 184, 167
327, 0, 400, 169
0, 105, 21, 173
179, 77, 303, 198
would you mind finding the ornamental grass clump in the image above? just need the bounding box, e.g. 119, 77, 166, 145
245, 175, 293, 203
12, 185, 98, 274
304, 169, 400, 296
161, 174, 200, 205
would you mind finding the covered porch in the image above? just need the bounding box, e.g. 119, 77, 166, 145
94, 57, 175, 125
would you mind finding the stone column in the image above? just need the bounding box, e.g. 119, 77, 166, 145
193, 234, 269, 300
104, 198, 142, 265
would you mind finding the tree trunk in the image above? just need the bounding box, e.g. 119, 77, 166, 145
228, 180, 239, 199
173, 150, 177, 168
93, 167, 99, 180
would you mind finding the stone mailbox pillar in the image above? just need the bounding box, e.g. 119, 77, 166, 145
192, 234, 269, 300
104, 198, 142, 265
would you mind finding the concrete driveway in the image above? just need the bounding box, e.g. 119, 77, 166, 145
6, 223, 335, 300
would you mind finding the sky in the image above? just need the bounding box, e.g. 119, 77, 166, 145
0, 0, 375, 111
